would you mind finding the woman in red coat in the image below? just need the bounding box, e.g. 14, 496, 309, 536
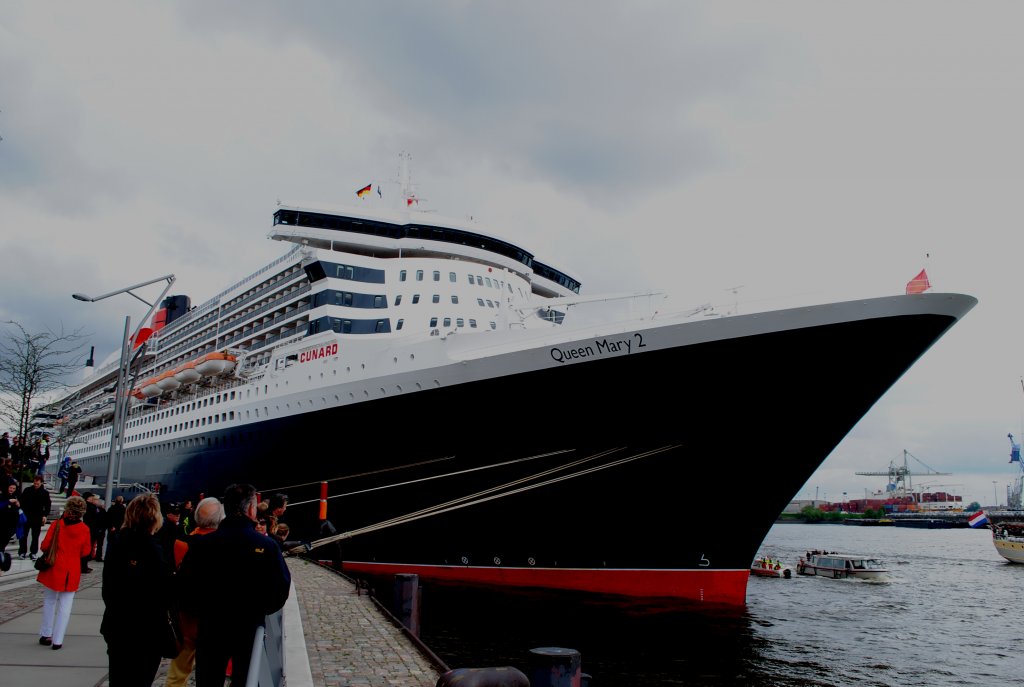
36, 495, 92, 649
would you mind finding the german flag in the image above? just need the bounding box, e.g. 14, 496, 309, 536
356, 183, 372, 198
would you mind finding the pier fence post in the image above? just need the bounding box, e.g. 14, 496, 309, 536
319, 480, 328, 521
393, 573, 420, 636
527, 647, 581, 687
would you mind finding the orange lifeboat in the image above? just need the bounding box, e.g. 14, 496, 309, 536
195, 352, 237, 377
174, 361, 202, 385
141, 378, 162, 398
155, 369, 181, 392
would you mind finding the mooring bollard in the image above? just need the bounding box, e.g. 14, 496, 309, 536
580, 673, 591, 687
527, 647, 581, 687
435, 667, 530, 687
393, 573, 420, 636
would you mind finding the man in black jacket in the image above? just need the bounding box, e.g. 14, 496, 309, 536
177, 483, 291, 687
18, 475, 50, 559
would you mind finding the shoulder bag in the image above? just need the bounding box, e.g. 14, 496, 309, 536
34, 521, 61, 571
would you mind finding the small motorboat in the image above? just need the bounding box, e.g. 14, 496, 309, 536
796, 550, 889, 580
750, 556, 792, 579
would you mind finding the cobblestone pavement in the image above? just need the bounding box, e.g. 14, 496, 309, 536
1, 555, 442, 687
290, 558, 443, 687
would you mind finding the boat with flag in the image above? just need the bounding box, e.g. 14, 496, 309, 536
43, 156, 977, 607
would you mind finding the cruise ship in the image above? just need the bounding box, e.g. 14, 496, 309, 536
49, 168, 977, 606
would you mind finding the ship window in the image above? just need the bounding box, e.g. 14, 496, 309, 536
490, 321, 496, 330
449, 272, 456, 282
375, 320, 386, 333
374, 295, 386, 308
343, 292, 353, 307
412, 294, 420, 304
477, 298, 485, 306
486, 300, 494, 307
485, 278, 492, 287
342, 320, 352, 333
508, 284, 513, 293
336, 265, 355, 280
400, 270, 407, 282
456, 318, 464, 328
476, 276, 483, 286
396, 319, 404, 331
469, 319, 477, 328
433, 270, 440, 281
429, 317, 437, 327
416, 270, 424, 281
451, 295, 459, 304
443, 317, 451, 327
467, 275, 474, 285
395, 295, 402, 306
432, 294, 440, 303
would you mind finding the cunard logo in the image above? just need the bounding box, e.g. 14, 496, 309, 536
299, 342, 339, 363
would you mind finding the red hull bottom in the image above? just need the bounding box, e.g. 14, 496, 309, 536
342, 562, 750, 606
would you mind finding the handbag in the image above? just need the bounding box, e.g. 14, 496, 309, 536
161, 609, 184, 659
34, 521, 61, 571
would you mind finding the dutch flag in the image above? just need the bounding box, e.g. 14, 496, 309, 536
968, 510, 989, 528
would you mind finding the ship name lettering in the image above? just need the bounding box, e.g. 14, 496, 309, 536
300, 342, 339, 363
549, 344, 595, 364
595, 337, 631, 355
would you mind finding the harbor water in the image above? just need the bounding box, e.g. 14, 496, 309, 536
415, 523, 1023, 686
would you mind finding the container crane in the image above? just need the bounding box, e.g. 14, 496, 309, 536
855, 449, 952, 500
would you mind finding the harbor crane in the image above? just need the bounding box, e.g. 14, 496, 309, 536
855, 449, 951, 499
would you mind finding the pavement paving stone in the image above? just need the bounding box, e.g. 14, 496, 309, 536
2, 546, 443, 687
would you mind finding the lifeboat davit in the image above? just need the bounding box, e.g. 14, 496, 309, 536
155, 369, 181, 392
174, 361, 202, 385
194, 352, 237, 377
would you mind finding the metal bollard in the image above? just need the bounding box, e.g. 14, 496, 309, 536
528, 647, 581, 687
436, 667, 530, 687
393, 573, 420, 637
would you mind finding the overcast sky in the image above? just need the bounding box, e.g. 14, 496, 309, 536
3, 1, 1023, 506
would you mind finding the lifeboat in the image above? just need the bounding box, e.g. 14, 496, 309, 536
97, 397, 116, 420
130, 389, 146, 400
194, 352, 237, 377
141, 378, 163, 398
174, 361, 202, 385
155, 369, 181, 392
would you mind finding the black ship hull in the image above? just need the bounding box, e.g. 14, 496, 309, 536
99, 294, 972, 605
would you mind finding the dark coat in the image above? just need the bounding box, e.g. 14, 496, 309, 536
100, 528, 174, 642
20, 484, 51, 522
177, 514, 291, 629
106, 502, 127, 532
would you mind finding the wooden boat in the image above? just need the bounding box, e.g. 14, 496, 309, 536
796, 550, 889, 580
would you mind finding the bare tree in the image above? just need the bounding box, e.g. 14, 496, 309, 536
0, 321, 87, 441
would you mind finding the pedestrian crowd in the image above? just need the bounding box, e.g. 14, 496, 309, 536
0, 431, 54, 482
1, 473, 294, 687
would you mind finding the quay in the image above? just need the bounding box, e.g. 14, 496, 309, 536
0, 551, 444, 686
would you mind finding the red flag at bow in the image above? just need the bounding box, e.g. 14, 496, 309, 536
905, 269, 931, 295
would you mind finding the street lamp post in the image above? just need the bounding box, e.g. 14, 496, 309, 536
72, 274, 175, 509
993, 480, 998, 508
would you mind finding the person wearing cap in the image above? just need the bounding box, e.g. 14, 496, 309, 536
157, 501, 184, 565
65, 459, 82, 497
36, 495, 92, 649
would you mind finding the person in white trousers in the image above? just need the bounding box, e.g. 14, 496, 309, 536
35, 496, 92, 649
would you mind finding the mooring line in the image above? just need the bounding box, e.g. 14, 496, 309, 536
285, 448, 577, 508
290, 445, 679, 554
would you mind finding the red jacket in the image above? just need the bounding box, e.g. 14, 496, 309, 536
36, 517, 92, 592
